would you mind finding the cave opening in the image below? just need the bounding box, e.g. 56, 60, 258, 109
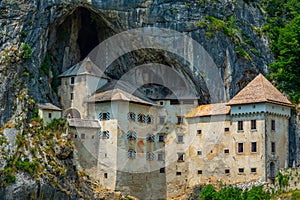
77, 8, 99, 60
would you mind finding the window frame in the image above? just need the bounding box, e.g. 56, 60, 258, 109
251, 120, 257, 130
177, 153, 184, 162
238, 121, 243, 131
238, 168, 244, 174
225, 169, 230, 174
237, 143, 244, 154
224, 127, 230, 132
70, 77, 75, 85
271, 142, 276, 154
251, 168, 257, 173
271, 120, 276, 131
224, 148, 230, 154
251, 142, 257, 153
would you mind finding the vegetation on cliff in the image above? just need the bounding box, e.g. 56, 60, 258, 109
262, 0, 300, 103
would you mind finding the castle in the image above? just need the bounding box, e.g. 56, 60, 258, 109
54, 57, 293, 199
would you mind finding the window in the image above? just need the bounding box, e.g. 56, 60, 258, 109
251, 120, 256, 130
128, 149, 136, 159
224, 127, 230, 132
146, 134, 155, 142
271, 142, 276, 154
99, 112, 110, 121
127, 131, 137, 140
99, 131, 110, 139
74, 134, 78, 138
176, 172, 181, 176
251, 168, 257, 173
160, 101, 164, 105
127, 112, 136, 121
225, 169, 230, 174
147, 115, 152, 124
224, 149, 230, 154
177, 135, 183, 143
197, 170, 202, 174
81, 133, 85, 139
251, 142, 257, 153
197, 151, 202, 156
177, 116, 183, 125
92, 135, 94, 139
160, 168, 165, 173
238, 143, 244, 153
158, 153, 164, 161
137, 114, 145, 123
170, 99, 180, 105
48, 113, 52, 119
70, 77, 75, 85
146, 152, 155, 160
177, 153, 184, 162
104, 173, 108, 179
238, 121, 243, 131
158, 135, 165, 142
271, 120, 275, 131
197, 130, 202, 135
238, 168, 244, 173
70, 92, 74, 100
159, 117, 165, 124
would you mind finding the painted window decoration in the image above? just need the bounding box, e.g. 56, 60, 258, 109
146, 152, 155, 160
127, 112, 136, 121
177, 135, 184, 143
128, 149, 136, 159
158, 153, 164, 161
146, 134, 155, 142
99, 130, 110, 139
99, 112, 110, 121
137, 114, 144, 123
127, 130, 137, 140
159, 117, 165, 124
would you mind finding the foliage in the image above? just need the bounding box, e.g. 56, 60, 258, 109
275, 171, 289, 192
16, 158, 39, 175
199, 184, 272, 200
292, 190, 300, 200
21, 43, 32, 59
263, 0, 300, 103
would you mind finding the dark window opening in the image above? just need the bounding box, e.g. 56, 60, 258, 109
271, 142, 276, 154
104, 173, 108, 179
170, 99, 180, 105
271, 120, 275, 131
238, 121, 243, 131
177, 153, 184, 162
224, 127, 230, 132
225, 169, 230, 174
177, 116, 183, 125
198, 170, 202, 174
238, 143, 244, 153
176, 172, 181, 176
70, 77, 75, 85
159, 135, 165, 142
238, 168, 244, 173
251, 168, 257, 173
224, 149, 230, 154
251, 142, 257, 153
178, 135, 183, 143
48, 113, 52, 119
251, 120, 256, 130
197, 130, 202, 135
70, 93, 74, 100
160, 168, 165, 173
197, 151, 202, 156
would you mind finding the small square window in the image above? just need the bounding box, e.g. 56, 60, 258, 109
251, 168, 257, 173
74, 134, 78, 138
104, 173, 108, 179
158, 153, 164, 161
197, 170, 202, 174
159, 135, 165, 142
159, 117, 165, 124
176, 172, 181, 176
177, 153, 184, 162
197, 130, 202, 135
224, 127, 230, 132
238, 143, 244, 153
160, 168, 165, 173
197, 151, 202, 156
238, 168, 244, 173
48, 113, 52, 119
224, 149, 230, 154
238, 121, 243, 131
225, 169, 230, 174
178, 135, 184, 143
160, 101, 164, 105
251, 142, 257, 153
251, 120, 256, 130
177, 116, 183, 125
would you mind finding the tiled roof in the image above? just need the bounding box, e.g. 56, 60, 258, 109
227, 74, 292, 107
67, 118, 101, 128
38, 103, 62, 111
87, 80, 157, 106
186, 103, 230, 118
58, 57, 109, 79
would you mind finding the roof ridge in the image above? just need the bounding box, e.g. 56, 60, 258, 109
260, 74, 268, 101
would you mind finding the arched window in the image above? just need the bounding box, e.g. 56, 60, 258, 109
127, 131, 137, 140
146, 152, 155, 160
99, 112, 110, 121
99, 130, 110, 139
128, 149, 136, 159
127, 112, 136, 121
137, 114, 144, 123
146, 134, 155, 142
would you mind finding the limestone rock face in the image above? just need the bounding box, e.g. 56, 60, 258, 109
0, 0, 273, 126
